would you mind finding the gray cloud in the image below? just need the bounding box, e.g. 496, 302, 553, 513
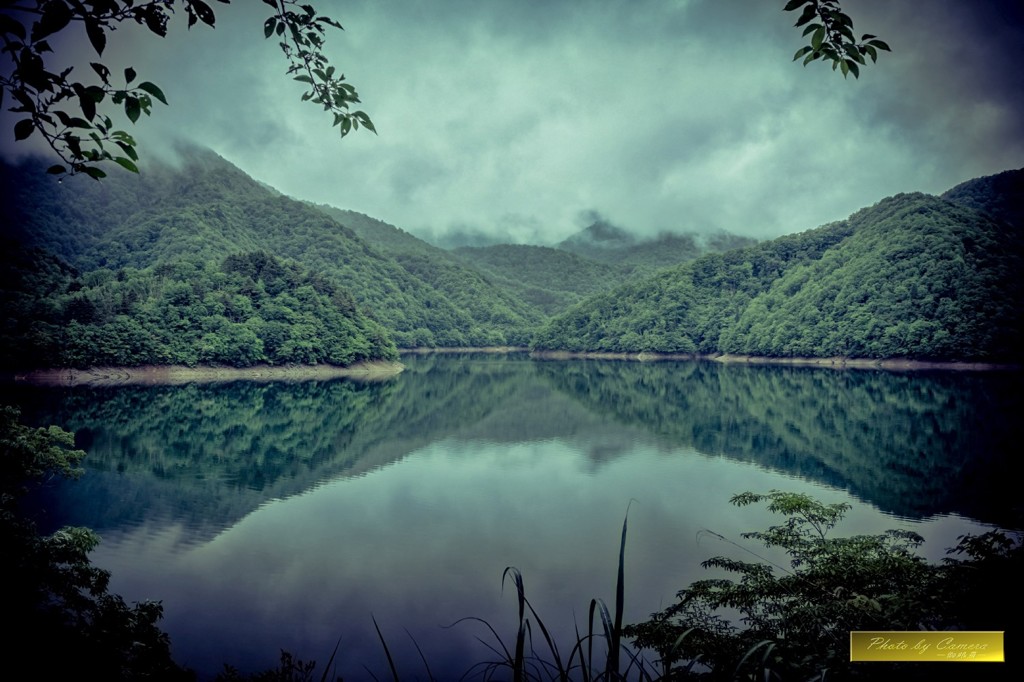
3, 0, 1021, 243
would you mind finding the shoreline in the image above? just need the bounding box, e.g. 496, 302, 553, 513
8, 360, 406, 387
6, 350, 1017, 387
526, 350, 1019, 371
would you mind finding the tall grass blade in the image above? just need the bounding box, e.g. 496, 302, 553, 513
660, 627, 699, 678
570, 619, 590, 682
404, 628, 436, 682
319, 636, 343, 682
503, 567, 528, 682
732, 639, 775, 680
610, 508, 629, 678
449, 615, 514, 663
589, 597, 614, 677
372, 615, 401, 682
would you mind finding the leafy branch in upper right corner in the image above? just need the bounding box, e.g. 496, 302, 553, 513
785, 0, 891, 78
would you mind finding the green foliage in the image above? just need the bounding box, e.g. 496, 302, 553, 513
1, 1, 369, 179
1, 406, 190, 680
3, 151, 545, 351
1, 246, 397, 368
455, 244, 625, 316
625, 491, 1021, 681
533, 181, 1024, 361
785, 0, 891, 78
262, 0, 374, 138
316, 207, 546, 344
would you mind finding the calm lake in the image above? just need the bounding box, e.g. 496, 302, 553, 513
11, 353, 1023, 679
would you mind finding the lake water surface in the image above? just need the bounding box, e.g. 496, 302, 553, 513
13, 353, 1022, 679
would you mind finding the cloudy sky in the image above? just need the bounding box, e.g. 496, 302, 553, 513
4, 0, 1023, 244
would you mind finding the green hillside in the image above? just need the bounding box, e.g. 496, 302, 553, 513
1, 247, 396, 369
942, 167, 1024, 230
1, 148, 538, 350
453, 244, 618, 315
315, 206, 543, 344
453, 229, 758, 316
5, 148, 1020, 365
533, 179, 1024, 361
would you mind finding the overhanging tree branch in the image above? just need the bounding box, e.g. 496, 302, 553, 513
1, 0, 374, 179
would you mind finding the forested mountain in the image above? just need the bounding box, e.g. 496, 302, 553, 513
942, 167, 1024, 230
534, 177, 1024, 361
453, 228, 758, 316
1, 246, 396, 369
314, 206, 544, 343
1, 148, 538, 351
452, 244, 618, 315
4, 146, 1020, 365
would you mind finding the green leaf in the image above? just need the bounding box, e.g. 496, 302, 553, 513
90, 62, 111, 83
783, 0, 811, 11
14, 118, 35, 141
125, 96, 141, 123
317, 16, 343, 30
137, 81, 168, 105
355, 111, 376, 134
85, 18, 106, 55
264, 17, 276, 39
846, 59, 860, 78
113, 156, 139, 173
82, 166, 107, 180
46, 164, 66, 175
79, 94, 96, 121
115, 140, 139, 161
811, 26, 825, 51
191, 0, 216, 27
125, 67, 136, 84
794, 5, 817, 27
32, 0, 73, 42
293, 74, 314, 85
792, 46, 813, 61
866, 39, 891, 51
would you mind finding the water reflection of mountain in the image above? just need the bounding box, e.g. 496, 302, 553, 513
13, 355, 1021, 543
534, 360, 1022, 526
17, 353, 628, 540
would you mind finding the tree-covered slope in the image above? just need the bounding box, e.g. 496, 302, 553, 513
1, 248, 396, 369
533, 218, 854, 353
942, 167, 1024, 230
315, 207, 543, 345
452, 228, 758, 316
533, 180, 1024, 361
2, 148, 537, 348
453, 244, 618, 315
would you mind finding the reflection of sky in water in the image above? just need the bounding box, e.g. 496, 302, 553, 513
90, 438, 990, 680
